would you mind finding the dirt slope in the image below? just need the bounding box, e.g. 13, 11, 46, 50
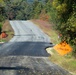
0, 20, 14, 42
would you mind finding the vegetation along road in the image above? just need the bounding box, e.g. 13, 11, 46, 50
0, 20, 71, 75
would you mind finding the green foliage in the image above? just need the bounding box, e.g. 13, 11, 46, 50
1, 0, 47, 20
33, 2, 43, 18
4, 0, 30, 20
30, 1, 40, 19
0, 15, 5, 22
0, 23, 2, 33
0, 0, 5, 6
45, 0, 52, 13
0, 0, 5, 22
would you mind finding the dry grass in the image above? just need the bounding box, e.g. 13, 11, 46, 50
49, 50, 76, 75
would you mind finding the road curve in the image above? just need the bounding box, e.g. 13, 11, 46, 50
0, 20, 71, 75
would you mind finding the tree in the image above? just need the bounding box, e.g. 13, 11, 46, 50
34, 2, 43, 18
52, 0, 76, 56
0, 0, 5, 22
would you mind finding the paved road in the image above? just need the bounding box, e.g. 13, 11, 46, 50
0, 20, 71, 75
9, 20, 50, 42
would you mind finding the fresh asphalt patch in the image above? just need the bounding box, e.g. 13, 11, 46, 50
0, 42, 53, 57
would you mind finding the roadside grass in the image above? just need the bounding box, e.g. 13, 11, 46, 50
0, 39, 6, 42
49, 50, 76, 74
32, 19, 76, 75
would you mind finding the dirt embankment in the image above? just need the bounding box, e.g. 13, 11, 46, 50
0, 20, 14, 42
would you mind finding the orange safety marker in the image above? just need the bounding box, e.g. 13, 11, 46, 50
53, 41, 72, 56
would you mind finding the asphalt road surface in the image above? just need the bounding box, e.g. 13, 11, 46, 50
0, 20, 71, 75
